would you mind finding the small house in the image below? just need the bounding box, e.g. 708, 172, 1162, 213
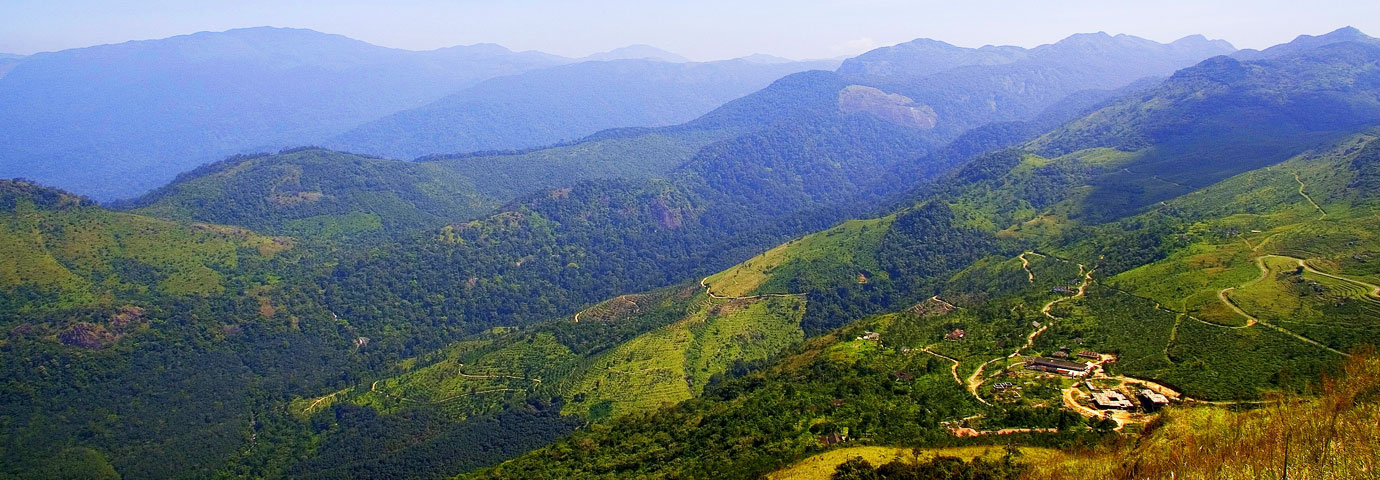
1137, 389, 1170, 411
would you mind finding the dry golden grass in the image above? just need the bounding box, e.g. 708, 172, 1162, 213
770, 446, 1057, 480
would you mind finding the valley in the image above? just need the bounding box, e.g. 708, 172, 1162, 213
2, 20, 1380, 480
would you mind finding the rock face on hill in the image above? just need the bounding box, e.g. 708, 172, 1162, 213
838, 85, 938, 129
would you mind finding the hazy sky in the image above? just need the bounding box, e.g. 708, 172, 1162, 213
2, 0, 1378, 60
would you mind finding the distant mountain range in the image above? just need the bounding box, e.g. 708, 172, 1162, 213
1233, 25, 1380, 60
0, 27, 567, 200
125, 30, 1242, 242
0, 53, 24, 78
0, 28, 814, 200
325, 57, 841, 160
582, 44, 689, 62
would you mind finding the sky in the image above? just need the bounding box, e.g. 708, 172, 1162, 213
2, 0, 1378, 60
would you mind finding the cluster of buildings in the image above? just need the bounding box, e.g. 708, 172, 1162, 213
1090, 388, 1172, 412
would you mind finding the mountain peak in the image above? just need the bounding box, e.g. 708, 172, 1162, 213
1059, 31, 1114, 43
1287, 26, 1375, 46
1322, 26, 1367, 39
1234, 26, 1378, 60
836, 36, 1027, 77
737, 53, 796, 64
584, 44, 689, 63
1170, 34, 1236, 53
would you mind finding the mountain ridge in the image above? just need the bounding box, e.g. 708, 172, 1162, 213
0, 26, 571, 200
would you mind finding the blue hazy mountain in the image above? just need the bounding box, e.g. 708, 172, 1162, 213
326, 57, 841, 159
582, 44, 689, 62
1233, 26, 1380, 60
0, 27, 567, 200
0, 53, 23, 78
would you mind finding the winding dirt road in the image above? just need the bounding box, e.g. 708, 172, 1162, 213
920, 347, 963, 386
1293, 172, 1327, 219
699, 276, 807, 300
1214, 254, 1358, 357
1018, 251, 1038, 283
968, 263, 1094, 405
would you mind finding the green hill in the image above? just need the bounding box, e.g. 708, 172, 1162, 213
0, 178, 291, 313
465, 128, 1380, 477
121, 148, 498, 238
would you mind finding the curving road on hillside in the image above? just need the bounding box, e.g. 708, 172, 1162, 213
1293, 172, 1327, 219
1214, 254, 1355, 357
699, 276, 807, 300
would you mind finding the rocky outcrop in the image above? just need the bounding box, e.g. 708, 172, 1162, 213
837, 85, 938, 129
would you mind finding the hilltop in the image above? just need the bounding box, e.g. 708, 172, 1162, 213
120, 148, 497, 239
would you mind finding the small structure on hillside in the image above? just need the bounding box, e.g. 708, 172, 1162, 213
992, 382, 1015, 392
1025, 357, 1091, 377
857, 331, 881, 342
910, 297, 957, 317
1137, 389, 1170, 411
945, 328, 967, 340
1077, 351, 1100, 360
1052, 350, 1070, 359
818, 432, 848, 446
1092, 390, 1134, 410
354, 337, 370, 348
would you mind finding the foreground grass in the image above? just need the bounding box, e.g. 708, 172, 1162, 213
768, 446, 1058, 480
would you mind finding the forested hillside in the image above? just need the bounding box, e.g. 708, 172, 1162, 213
207, 36, 1380, 479
467, 54, 1380, 479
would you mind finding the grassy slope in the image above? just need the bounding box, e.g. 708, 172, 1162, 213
703, 217, 893, 297
564, 294, 805, 419
301, 282, 807, 425
0, 179, 289, 312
